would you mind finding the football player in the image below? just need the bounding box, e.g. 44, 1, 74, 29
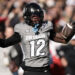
0, 3, 75, 75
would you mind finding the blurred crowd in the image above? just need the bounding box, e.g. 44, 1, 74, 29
0, 0, 75, 75
0, 0, 75, 27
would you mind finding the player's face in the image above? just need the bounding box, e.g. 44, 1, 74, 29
5, 27, 14, 39
31, 15, 40, 26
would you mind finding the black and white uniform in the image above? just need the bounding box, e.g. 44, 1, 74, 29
14, 21, 53, 68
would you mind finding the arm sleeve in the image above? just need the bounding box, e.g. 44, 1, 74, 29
0, 32, 21, 48
49, 29, 56, 40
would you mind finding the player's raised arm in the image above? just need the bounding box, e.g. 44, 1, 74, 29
0, 32, 21, 48
51, 21, 75, 43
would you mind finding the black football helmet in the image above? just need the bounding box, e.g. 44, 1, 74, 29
23, 3, 44, 34
23, 3, 44, 26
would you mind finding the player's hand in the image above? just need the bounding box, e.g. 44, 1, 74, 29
9, 61, 18, 72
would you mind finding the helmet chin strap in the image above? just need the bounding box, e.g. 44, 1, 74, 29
32, 23, 39, 34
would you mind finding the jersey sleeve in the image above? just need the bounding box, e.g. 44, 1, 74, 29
48, 21, 53, 30
42, 21, 53, 32
14, 24, 21, 33
14, 24, 23, 38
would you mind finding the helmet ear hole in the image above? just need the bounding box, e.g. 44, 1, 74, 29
23, 3, 44, 26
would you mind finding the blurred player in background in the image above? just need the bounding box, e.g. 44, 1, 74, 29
4, 27, 23, 75
57, 35, 75, 75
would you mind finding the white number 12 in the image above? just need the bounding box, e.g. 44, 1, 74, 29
30, 39, 45, 57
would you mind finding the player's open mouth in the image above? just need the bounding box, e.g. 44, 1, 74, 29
31, 15, 40, 22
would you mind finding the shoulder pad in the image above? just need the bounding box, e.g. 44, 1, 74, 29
41, 21, 53, 32
14, 22, 24, 32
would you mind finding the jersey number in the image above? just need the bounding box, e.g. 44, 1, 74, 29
30, 39, 45, 57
